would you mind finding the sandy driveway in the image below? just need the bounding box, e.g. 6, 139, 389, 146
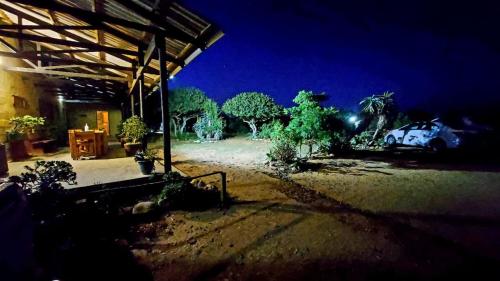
125, 137, 500, 280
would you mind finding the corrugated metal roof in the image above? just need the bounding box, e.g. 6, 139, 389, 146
0, 0, 223, 101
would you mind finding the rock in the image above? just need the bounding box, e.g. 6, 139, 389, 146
196, 180, 206, 189
190, 179, 200, 186
132, 201, 156, 215
187, 237, 197, 245
131, 249, 148, 259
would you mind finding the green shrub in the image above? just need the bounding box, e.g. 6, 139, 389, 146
156, 172, 219, 210
194, 100, 225, 141
7, 115, 46, 141
258, 120, 282, 139
122, 116, 148, 143
267, 137, 297, 164
9, 160, 77, 195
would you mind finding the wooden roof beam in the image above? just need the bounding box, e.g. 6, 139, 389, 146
0, 29, 138, 56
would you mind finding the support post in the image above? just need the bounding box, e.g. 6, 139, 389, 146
139, 74, 144, 118
130, 93, 135, 116
157, 36, 171, 172
138, 47, 145, 118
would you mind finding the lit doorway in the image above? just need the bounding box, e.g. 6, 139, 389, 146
96, 111, 110, 136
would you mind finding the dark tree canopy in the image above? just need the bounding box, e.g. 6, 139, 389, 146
222, 92, 282, 138
169, 87, 209, 135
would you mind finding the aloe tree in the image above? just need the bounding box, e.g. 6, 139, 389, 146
359, 91, 395, 144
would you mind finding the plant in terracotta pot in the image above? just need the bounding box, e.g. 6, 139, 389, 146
134, 149, 160, 175
7, 115, 45, 160
122, 115, 148, 156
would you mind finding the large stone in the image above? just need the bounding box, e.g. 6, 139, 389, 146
132, 201, 156, 215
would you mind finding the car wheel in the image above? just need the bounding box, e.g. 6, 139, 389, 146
429, 138, 446, 153
386, 135, 396, 147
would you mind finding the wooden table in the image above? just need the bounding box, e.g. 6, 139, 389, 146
68, 130, 108, 160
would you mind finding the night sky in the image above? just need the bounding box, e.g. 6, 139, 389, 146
172, 0, 500, 112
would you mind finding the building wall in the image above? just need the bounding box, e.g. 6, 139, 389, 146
66, 103, 122, 139
0, 41, 50, 143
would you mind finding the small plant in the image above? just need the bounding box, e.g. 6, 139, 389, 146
134, 149, 159, 162
268, 137, 297, 164
9, 160, 77, 195
9, 160, 77, 220
156, 172, 220, 210
134, 149, 160, 175
193, 100, 225, 141
122, 116, 148, 144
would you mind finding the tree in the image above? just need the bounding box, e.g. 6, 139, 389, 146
222, 92, 282, 139
169, 87, 208, 136
359, 91, 395, 144
286, 90, 336, 157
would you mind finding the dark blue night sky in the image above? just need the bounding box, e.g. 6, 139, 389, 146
172, 0, 500, 112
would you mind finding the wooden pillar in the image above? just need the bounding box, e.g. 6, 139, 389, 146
137, 47, 145, 118
139, 74, 144, 118
130, 93, 135, 116
157, 36, 171, 172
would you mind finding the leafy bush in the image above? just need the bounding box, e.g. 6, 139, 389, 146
122, 116, 148, 143
134, 149, 159, 162
9, 160, 77, 195
258, 120, 282, 139
267, 137, 297, 164
194, 100, 225, 141
156, 172, 219, 210
9, 161, 77, 219
350, 130, 373, 147
7, 115, 46, 141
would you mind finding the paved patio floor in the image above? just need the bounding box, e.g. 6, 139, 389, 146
1, 143, 149, 188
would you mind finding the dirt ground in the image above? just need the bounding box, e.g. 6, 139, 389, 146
123, 136, 500, 280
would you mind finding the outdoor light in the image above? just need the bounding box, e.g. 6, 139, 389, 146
57, 96, 64, 102
169, 75, 175, 80
348, 116, 358, 123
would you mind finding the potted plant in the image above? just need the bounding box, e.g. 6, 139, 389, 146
7, 115, 45, 160
122, 116, 148, 156
134, 149, 159, 175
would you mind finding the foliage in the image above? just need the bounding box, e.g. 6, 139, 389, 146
169, 87, 209, 136
134, 149, 160, 162
359, 91, 395, 144
156, 172, 219, 210
194, 100, 225, 141
286, 90, 336, 157
122, 115, 148, 143
222, 92, 282, 139
258, 120, 282, 139
116, 119, 125, 138
7, 115, 46, 141
350, 130, 373, 147
9, 160, 77, 195
267, 137, 297, 164
392, 112, 411, 129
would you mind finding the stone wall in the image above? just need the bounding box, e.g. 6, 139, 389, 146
0, 40, 50, 143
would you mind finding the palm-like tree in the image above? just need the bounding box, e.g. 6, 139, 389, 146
360, 91, 395, 144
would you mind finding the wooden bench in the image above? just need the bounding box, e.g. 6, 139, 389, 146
30, 139, 57, 154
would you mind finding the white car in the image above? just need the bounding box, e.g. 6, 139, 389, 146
384, 120, 461, 151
